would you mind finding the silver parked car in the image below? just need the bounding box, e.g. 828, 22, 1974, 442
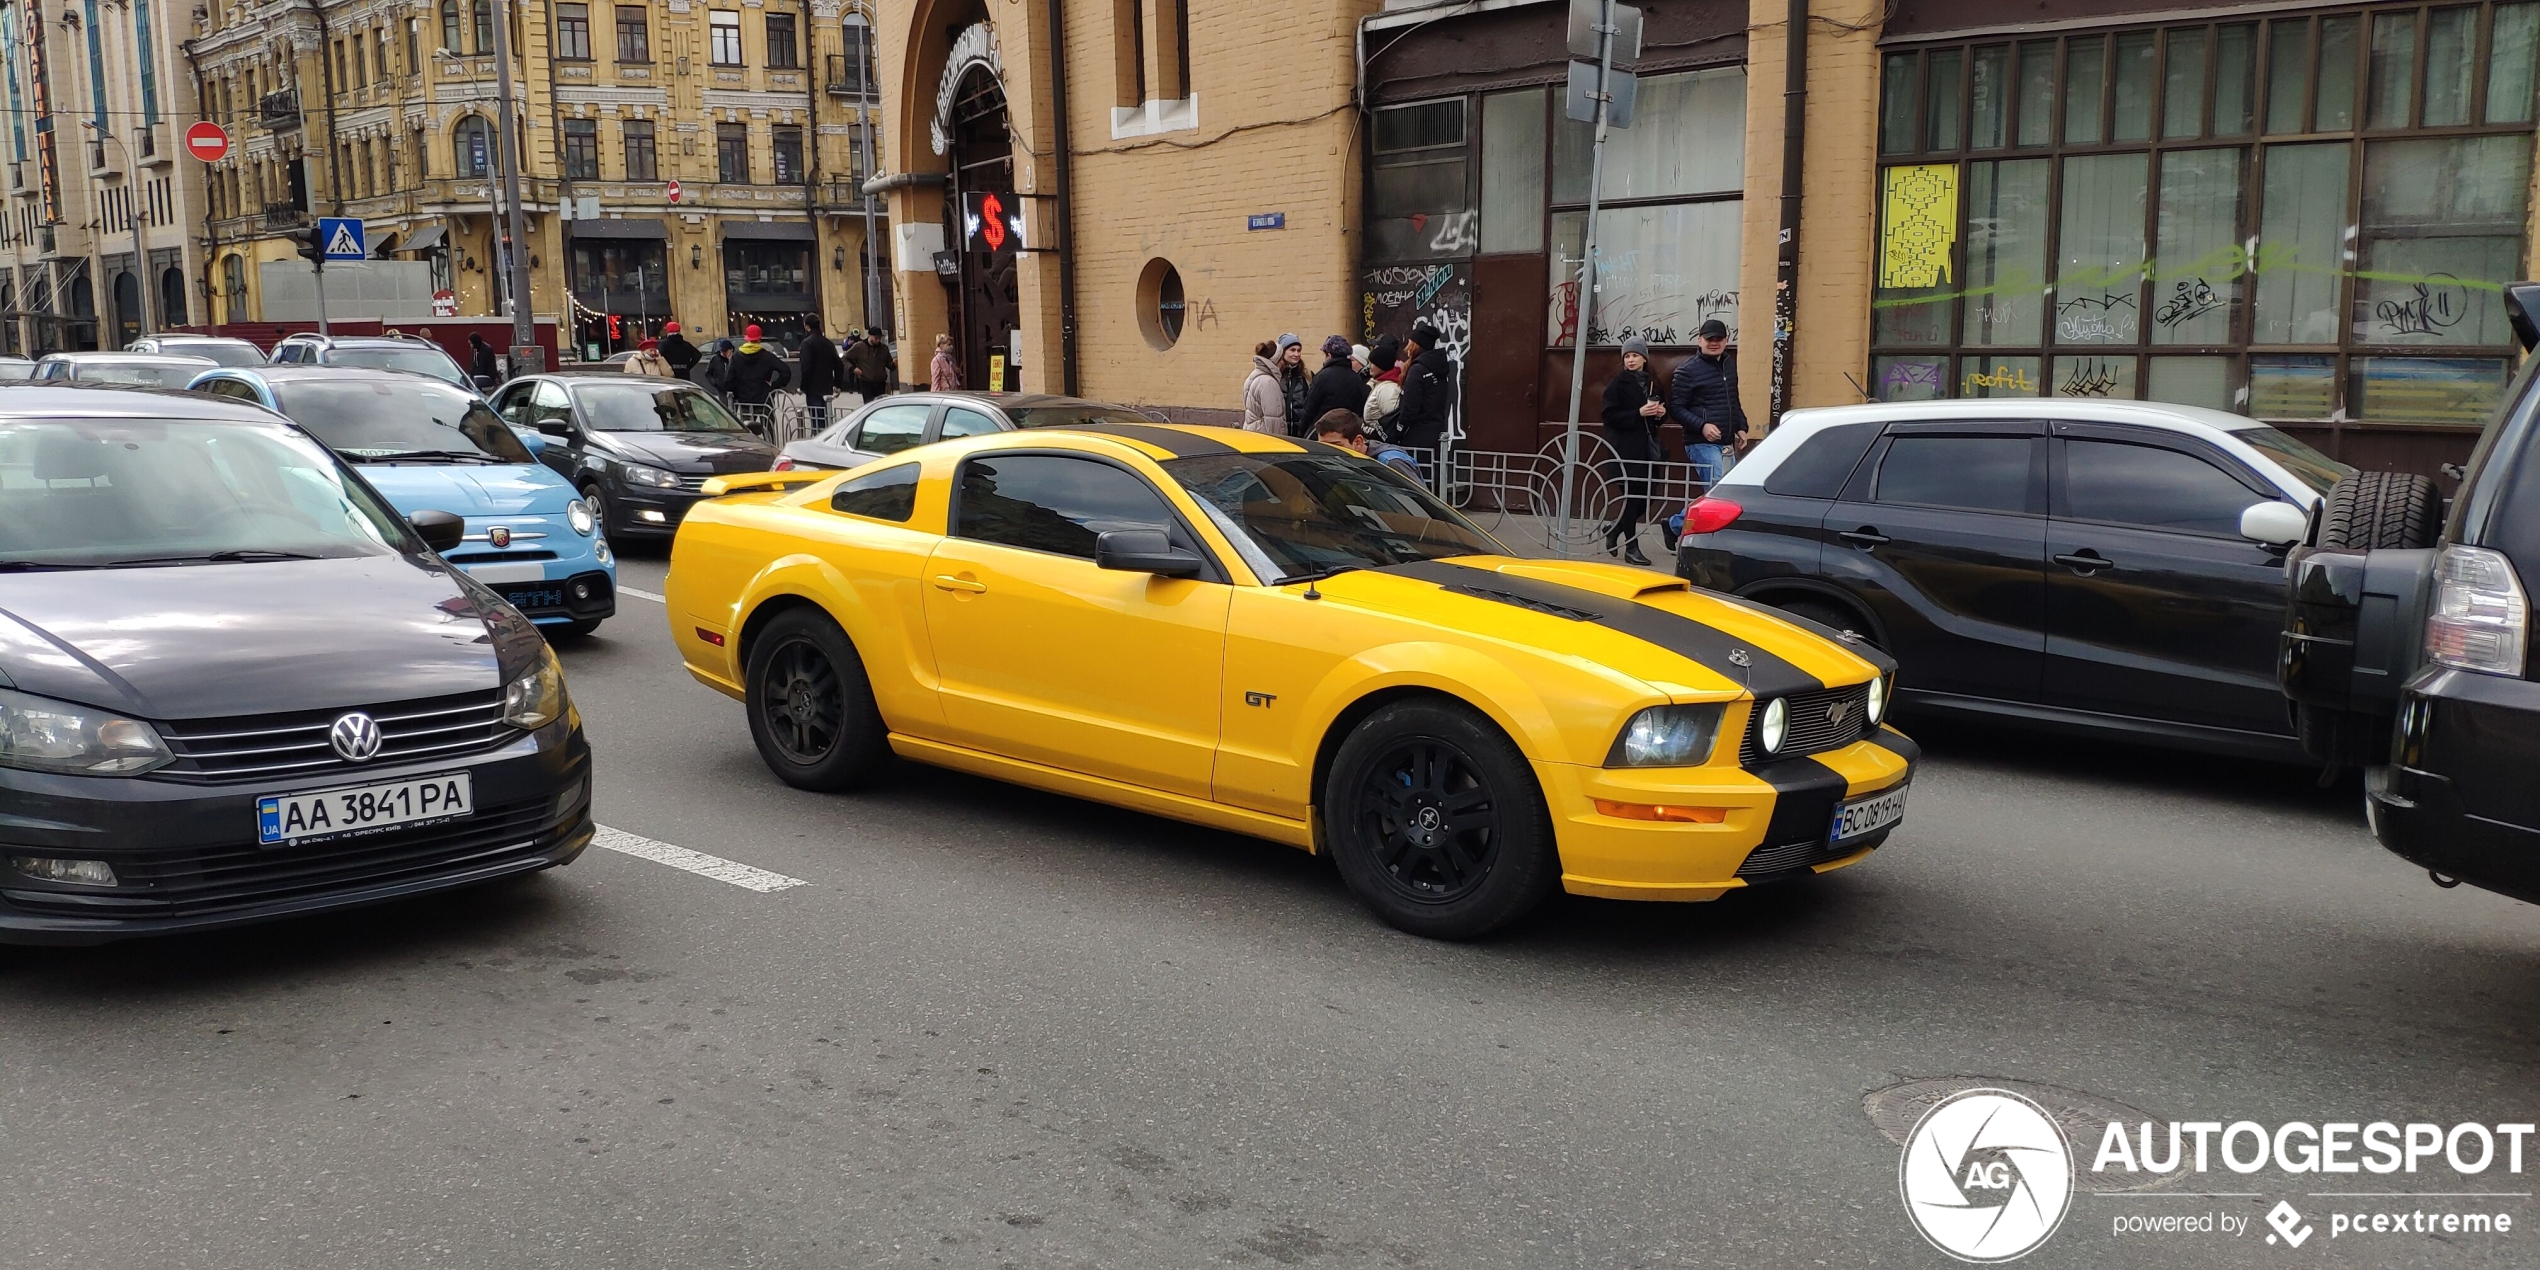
33, 352, 219, 388
126, 335, 269, 367
772, 392, 1169, 471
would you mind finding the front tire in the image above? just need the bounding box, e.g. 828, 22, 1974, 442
579, 484, 611, 537
744, 609, 889, 791
1322, 700, 1556, 939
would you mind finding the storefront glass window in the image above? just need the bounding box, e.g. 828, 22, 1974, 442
1370, 99, 1468, 263
1479, 89, 1545, 255
1547, 202, 1741, 345
1872, 5, 2535, 426
1552, 68, 1744, 202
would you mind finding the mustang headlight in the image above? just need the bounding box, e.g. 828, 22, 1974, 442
1866, 675, 1889, 725
566, 499, 597, 536
618, 462, 679, 489
0, 686, 171, 775
1758, 697, 1789, 755
1607, 704, 1725, 768
502, 645, 570, 730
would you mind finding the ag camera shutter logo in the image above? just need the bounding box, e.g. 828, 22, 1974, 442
1899, 1088, 2075, 1262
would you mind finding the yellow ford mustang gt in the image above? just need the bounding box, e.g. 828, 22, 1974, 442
665, 423, 1914, 938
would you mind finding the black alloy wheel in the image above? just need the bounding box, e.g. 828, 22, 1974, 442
1323, 700, 1555, 939
743, 608, 888, 790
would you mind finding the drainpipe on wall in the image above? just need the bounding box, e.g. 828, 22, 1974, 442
802, 0, 821, 333
181, 37, 219, 327
1045, 0, 1078, 396
310, 0, 343, 215
1769, 0, 1806, 428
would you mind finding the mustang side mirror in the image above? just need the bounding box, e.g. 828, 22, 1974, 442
1095, 529, 1203, 578
409, 509, 467, 553
2240, 500, 2310, 548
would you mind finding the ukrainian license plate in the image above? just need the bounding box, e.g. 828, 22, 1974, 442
1830, 783, 1909, 843
257, 773, 473, 846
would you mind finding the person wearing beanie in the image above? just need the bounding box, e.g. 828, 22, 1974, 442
1362, 335, 1406, 441
1668, 317, 1747, 484
624, 337, 675, 377
1599, 334, 1670, 565
657, 320, 699, 377
1271, 332, 1311, 435
723, 322, 793, 409
1303, 333, 1369, 427
1394, 322, 1456, 458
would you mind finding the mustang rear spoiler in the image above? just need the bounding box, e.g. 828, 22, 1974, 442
701, 470, 831, 498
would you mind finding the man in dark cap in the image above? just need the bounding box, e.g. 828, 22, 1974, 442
1667, 318, 1746, 485
1394, 321, 1456, 460
1302, 334, 1369, 426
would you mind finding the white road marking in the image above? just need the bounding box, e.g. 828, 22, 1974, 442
618, 586, 666, 602
593, 825, 807, 892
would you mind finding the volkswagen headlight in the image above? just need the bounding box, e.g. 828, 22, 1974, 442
1606, 704, 1725, 768
0, 686, 171, 775
1758, 697, 1789, 755
1866, 675, 1889, 725
618, 462, 679, 489
566, 498, 596, 536
502, 645, 569, 730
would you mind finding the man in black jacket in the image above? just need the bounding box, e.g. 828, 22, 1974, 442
1667, 318, 1746, 484
1301, 334, 1368, 428
795, 315, 845, 427
844, 329, 893, 400
1394, 322, 1456, 460
724, 324, 793, 410
658, 321, 700, 378
466, 332, 499, 390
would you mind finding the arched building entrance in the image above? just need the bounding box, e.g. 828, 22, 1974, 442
943, 62, 1018, 391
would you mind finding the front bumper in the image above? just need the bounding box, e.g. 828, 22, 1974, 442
2369, 666, 2540, 904
477, 568, 617, 626
608, 485, 708, 537
0, 719, 592, 945
1541, 726, 1919, 901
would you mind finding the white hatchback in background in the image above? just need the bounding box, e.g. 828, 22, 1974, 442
1673, 398, 2356, 760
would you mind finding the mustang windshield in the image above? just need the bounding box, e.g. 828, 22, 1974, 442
1165, 452, 1503, 580
324, 345, 473, 388
0, 418, 411, 568
270, 380, 532, 463
575, 380, 750, 433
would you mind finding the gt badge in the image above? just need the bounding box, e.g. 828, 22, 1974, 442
488, 526, 512, 548
1243, 691, 1277, 707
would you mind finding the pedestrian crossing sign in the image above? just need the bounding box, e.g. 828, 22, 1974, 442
318, 217, 366, 261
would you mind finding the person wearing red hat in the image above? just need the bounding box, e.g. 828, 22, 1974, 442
657, 320, 700, 378
624, 337, 674, 377
723, 322, 792, 409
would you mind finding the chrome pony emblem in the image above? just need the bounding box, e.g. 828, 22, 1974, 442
329, 712, 383, 762
1828, 701, 1851, 726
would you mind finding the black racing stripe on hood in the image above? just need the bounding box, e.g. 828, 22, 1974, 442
1864, 725, 1922, 767
1379, 559, 1825, 698
1710, 590, 1899, 678
1055, 423, 1242, 457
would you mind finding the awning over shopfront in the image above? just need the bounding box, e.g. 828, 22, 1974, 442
568, 218, 670, 240
397, 222, 447, 254
720, 220, 817, 242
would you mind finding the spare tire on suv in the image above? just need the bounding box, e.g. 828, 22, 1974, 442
2317, 470, 2442, 550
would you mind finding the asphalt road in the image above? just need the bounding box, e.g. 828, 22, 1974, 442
4, 547, 2537, 1269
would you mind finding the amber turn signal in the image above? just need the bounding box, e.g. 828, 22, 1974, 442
1592, 800, 1728, 824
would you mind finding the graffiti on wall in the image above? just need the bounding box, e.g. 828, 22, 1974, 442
1364, 263, 1473, 437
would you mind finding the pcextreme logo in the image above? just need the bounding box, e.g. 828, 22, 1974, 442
1899, 1089, 2076, 1262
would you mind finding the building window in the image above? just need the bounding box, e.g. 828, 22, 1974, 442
766, 13, 798, 69
473, 0, 493, 55
1139, 257, 1185, 349
716, 121, 748, 183
333, 41, 348, 90
454, 115, 492, 179
839, 15, 875, 96
555, 3, 591, 61
563, 118, 599, 179
615, 5, 648, 62
772, 125, 803, 184
408, 17, 421, 71
377, 25, 392, 79
710, 11, 742, 66
1368, 99, 1468, 264
1546, 67, 1747, 347
1873, 4, 2540, 426
441, 0, 460, 55
623, 119, 657, 181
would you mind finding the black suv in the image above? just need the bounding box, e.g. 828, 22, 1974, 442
2283, 283, 2540, 905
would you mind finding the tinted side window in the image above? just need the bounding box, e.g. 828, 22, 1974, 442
829, 463, 919, 522
1875, 436, 2033, 513
855, 403, 930, 454
955, 454, 1173, 559
530, 380, 572, 422
2063, 440, 2264, 535
941, 406, 1000, 440
1764, 421, 1880, 498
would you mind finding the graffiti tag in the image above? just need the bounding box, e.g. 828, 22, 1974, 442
2154, 278, 2222, 329
2376, 276, 2469, 338
2056, 294, 2138, 343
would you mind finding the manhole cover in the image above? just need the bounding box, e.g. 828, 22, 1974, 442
1865, 1076, 2178, 1192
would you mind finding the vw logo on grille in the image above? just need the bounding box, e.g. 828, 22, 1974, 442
1828, 701, 1851, 726
329, 712, 383, 762
488, 525, 512, 548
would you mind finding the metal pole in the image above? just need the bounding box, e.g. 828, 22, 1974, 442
313, 257, 332, 336
856, 5, 885, 337
1553, 1, 1617, 558
1770, 0, 1808, 428
489, 0, 538, 369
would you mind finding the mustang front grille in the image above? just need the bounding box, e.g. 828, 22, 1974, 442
1737, 684, 1873, 766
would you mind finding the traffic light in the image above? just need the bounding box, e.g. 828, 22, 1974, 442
296, 223, 326, 265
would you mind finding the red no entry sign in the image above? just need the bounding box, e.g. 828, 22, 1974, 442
184, 121, 230, 163
665, 179, 682, 203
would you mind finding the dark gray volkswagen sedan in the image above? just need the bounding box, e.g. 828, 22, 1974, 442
0, 388, 593, 944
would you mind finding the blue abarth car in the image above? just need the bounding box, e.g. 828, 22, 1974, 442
188, 366, 617, 634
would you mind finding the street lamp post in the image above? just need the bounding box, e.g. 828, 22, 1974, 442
79, 121, 149, 343
486, 0, 539, 372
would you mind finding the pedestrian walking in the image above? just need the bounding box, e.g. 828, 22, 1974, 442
725, 324, 792, 410
623, 337, 675, 377
1242, 340, 1287, 434
659, 321, 700, 378
845, 328, 893, 401
1303, 334, 1369, 426
1394, 322, 1455, 458
1599, 336, 1669, 566
929, 334, 961, 390
795, 315, 845, 429
1363, 336, 1405, 441
1668, 319, 1747, 484
1272, 333, 1311, 435
466, 332, 498, 390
